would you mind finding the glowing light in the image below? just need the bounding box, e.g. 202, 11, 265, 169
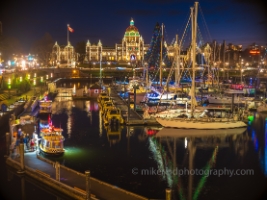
20, 77, 22, 82
185, 137, 187, 148
248, 115, 254, 122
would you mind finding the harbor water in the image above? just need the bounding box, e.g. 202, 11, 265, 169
1, 98, 267, 200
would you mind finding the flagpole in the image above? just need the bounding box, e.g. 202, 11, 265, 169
67, 24, 69, 44
67, 24, 69, 66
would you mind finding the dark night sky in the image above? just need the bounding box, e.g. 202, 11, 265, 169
0, 0, 267, 53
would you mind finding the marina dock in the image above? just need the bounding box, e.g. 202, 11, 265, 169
109, 85, 160, 126
6, 150, 148, 200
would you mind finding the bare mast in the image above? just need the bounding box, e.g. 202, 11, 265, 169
190, 2, 198, 118
160, 23, 163, 87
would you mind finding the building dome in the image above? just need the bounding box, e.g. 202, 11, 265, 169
124, 18, 140, 37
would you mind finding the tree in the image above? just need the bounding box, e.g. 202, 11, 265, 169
30, 33, 54, 66
144, 22, 171, 69
0, 35, 23, 61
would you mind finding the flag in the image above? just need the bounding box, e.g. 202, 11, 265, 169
68, 26, 74, 33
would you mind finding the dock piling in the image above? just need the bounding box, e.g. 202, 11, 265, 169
56, 161, 60, 181
165, 188, 171, 200
5, 132, 10, 157
85, 170, 91, 200
17, 143, 25, 174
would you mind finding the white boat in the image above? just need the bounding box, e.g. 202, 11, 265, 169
156, 117, 247, 129
147, 91, 176, 101
207, 89, 254, 104
156, 2, 247, 130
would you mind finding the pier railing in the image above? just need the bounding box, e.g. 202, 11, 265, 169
6, 144, 149, 200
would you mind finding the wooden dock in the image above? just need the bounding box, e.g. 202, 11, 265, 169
109, 86, 159, 126
6, 150, 148, 200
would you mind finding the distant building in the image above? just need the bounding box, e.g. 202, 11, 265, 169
225, 43, 242, 68
51, 41, 76, 67
242, 43, 266, 68
85, 18, 149, 65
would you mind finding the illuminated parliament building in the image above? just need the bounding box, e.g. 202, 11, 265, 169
51, 18, 177, 66
85, 18, 149, 64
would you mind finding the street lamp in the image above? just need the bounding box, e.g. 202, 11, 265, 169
33, 78, 36, 95
8, 78, 11, 99
225, 62, 229, 80
241, 69, 244, 84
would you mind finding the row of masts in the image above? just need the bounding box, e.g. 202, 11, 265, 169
153, 4, 230, 90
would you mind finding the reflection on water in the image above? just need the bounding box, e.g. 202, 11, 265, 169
39, 99, 267, 199
105, 124, 122, 146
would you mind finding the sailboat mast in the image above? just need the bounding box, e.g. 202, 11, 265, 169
190, 2, 198, 117
175, 34, 180, 88
160, 23, 163, 87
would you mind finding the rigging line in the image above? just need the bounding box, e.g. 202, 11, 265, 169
178, 9, 191, 46
163, 24, 170, 45
155, 55, 177, 113
199, 4, 213, 42
179, 13, 192, 50
197, 25, 205, 47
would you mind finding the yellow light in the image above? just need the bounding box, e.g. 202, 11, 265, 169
40, 76, 43, 82
28, 74, 30, 79
20, 77, 22, 82
46, 75, 48, 79
8, 78, 11, 85
33, 78, 36, 85
34, 73, 36, 77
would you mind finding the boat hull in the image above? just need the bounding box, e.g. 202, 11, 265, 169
39, 146, 65, 156
156, 117, 247, 129
155, 127, 247, 137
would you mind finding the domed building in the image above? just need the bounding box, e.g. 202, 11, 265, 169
85, 18, 149, 65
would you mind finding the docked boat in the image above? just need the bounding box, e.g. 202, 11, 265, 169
97, 92, 108, 103
39, 126, 65, 156
147, 86, 176, 101
102, 101, 115, 115
155, 2, 247, 130
207, 88, 254, 104
39, 100, 52, 114
104, 107, 124, 125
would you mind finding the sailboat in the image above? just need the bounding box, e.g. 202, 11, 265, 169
156, 2, 247, 129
